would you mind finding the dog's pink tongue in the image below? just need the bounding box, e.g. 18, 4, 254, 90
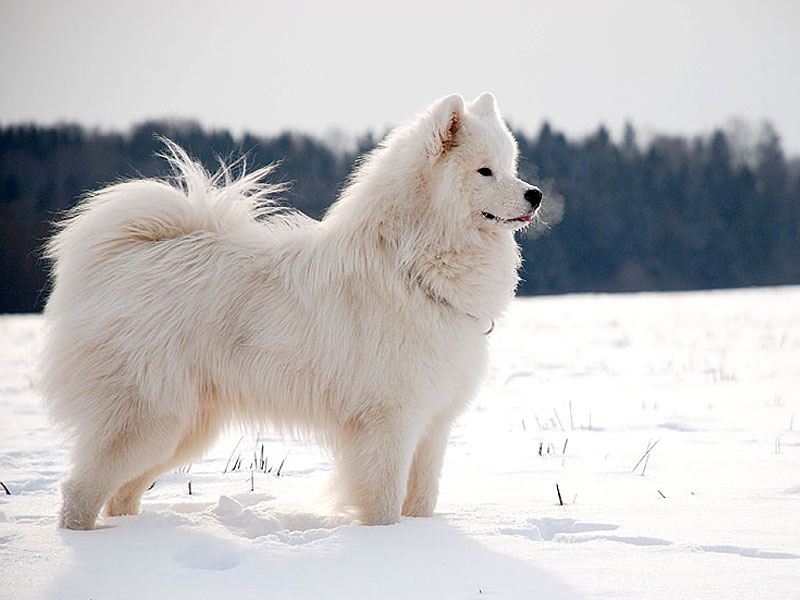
519, 215, 532, 222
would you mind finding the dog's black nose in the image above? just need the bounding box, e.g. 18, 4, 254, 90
524, 187, 543, 209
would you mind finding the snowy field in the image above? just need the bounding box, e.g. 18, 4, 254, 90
1, 287, 799, 599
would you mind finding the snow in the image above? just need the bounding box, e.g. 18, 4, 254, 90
1, 287, 799, 599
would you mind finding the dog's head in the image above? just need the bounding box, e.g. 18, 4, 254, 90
422, 92, 541, 233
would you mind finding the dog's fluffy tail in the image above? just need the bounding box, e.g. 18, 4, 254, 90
44, 138, 287, 276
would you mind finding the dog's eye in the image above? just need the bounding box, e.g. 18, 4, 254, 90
477, 167, 493, 177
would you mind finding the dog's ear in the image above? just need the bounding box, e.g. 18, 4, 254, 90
470, 92, 498, 117
427, 94, 465, 156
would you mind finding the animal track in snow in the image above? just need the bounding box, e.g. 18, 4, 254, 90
500, 518, 619, 542
173, 539, 244, 571
696, 545, 798, 560
500, 518, 799, 559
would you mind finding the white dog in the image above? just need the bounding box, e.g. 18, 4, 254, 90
40, 93, 542, 529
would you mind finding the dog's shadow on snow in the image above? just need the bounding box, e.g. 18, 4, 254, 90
285, 517, 582, 599
48, 503, 581, 599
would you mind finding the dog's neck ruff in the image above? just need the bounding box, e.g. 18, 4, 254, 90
409, 272, 494, 335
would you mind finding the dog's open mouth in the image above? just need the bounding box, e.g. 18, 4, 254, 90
481, 211, 533, 224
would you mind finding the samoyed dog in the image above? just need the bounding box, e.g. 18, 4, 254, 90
41, 92, 542, 529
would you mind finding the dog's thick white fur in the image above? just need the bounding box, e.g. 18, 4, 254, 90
40, 93, 541, 530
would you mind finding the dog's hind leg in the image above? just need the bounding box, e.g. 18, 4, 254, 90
105, 410, 220, 517
104, 468, 162, 518
60, 413, 184, 530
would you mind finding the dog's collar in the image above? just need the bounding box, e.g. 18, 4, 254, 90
408, 271, 494, 335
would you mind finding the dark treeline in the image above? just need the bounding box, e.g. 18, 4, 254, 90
1, 119, 799, 313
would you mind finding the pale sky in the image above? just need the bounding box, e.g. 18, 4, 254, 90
2, 0, 799, 153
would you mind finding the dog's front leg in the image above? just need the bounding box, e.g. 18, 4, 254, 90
335, 408, 419, 526
402, 412, 454, 518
